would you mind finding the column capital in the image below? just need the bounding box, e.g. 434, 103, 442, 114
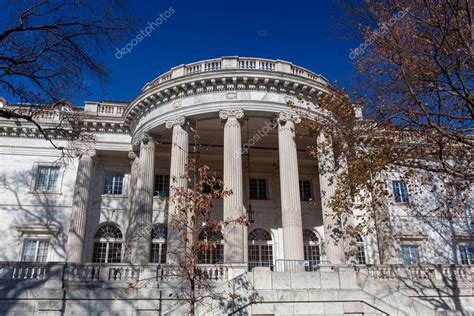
75, 148, 97, 161
128, 151, 137, 161
219, 109, 244, 121
165, 116, 186, 129
132, 133, 161, 148
277, 111, 301, 125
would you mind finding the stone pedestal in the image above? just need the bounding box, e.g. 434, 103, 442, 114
317, 131, 345, 264
220, 109, 246, 263
166, 117, 188, 264
278, 112, 305, 271
66, 150, 97, 263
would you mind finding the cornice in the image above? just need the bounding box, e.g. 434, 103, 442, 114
0, 119, 130, 140
125, 71, 329, 132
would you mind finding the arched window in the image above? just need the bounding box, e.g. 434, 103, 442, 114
356, 234, 367, 264
92, 224, 123, 263
303, 230, 321, 270
198, 227, 224, 264
248, 228, 273, 270
150, 224, 167, 264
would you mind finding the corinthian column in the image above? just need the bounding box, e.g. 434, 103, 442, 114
166, 116, 188, 264
67, 150, 97, 263
278, 112, 305, 271
317, 131, 345, 264
130, 133, 155, 264
220, 109, 246, 263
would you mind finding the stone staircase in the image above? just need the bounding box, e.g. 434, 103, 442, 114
0, 262, 471, 315
197, 265, 472, 315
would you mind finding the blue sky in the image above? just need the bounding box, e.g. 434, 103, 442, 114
89, 0, 360, 104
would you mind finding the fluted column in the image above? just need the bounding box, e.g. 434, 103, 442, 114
337, 149, 358, 263
124, 151, 139, 263
317, 131, 345, 264
67, 150, 97, 263
130, 134, 155, 264
220, 109, 246, 263
166, 116, 188, 264
278, 112, 305, 271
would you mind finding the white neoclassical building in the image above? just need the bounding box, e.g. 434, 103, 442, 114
0, 57, 472, 315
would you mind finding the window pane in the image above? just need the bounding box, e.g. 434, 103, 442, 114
36, 166, 60, 191
36, 240, 49, 262
104, 172, 124, 195
402, 245, 420, 264
299, 180, 312, 201
107, 243, 122, 263
92, 242, 107, 263
22, 240, 37, 262
393, 181, 409, 204
22, 239, 49, 262
249, 179, 258, 199
357, 245, 366, 264
212, 244, 224, 263
160, 243, 167, 264
250, 178, 267, 200
47, 167, 60, 191
459, 246, 474, 265
154, 175, 170, 197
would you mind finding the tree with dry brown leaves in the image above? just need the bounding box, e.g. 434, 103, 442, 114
293, 0, 472, 262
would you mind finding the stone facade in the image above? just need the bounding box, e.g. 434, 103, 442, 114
0, 57, 472, 315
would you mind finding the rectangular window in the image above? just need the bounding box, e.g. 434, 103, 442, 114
22, 239, 49, 262
356, 245, 367, 264
150, 243, 167, 264
154, 175, 170, 197
249, 178, 267, 200
392, 180, 409, 204
401, 245, 420, 264
203, 177, 222, 194
35, 166, 60, 192
299, 180, 312, 201
459, 245, 474, 264
104, 172, 124, 195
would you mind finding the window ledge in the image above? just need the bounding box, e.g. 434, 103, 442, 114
101, 194, 128, 199
153, 196, 169, 200
29, 190, 62, 195
392, 202, 410, 206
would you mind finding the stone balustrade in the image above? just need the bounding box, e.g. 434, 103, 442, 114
142, 56, 328, 91
1, 262, 471, 285
0, 262, 230, 286
97, 103, 125, 116
367, 264, 472, 281
0, 262, 52, 280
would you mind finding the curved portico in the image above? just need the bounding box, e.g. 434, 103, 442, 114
69, 57, 349, 269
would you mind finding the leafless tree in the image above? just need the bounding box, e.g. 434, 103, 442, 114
0, 0, 134, 151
